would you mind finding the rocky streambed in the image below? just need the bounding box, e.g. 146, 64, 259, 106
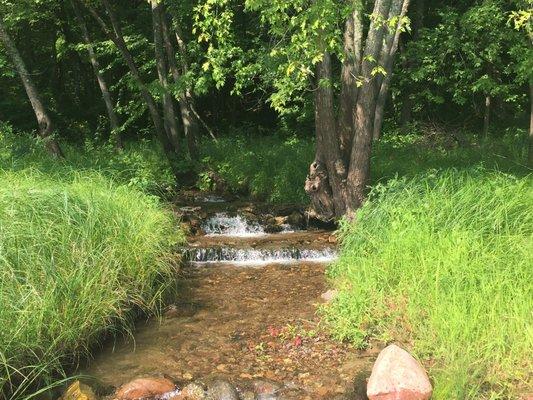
72, 194, 432, 400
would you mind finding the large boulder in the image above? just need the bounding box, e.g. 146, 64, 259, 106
114, 377, 176, 400
367, 344, 432, 400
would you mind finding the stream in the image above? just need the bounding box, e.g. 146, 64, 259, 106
82, 195, 376, 400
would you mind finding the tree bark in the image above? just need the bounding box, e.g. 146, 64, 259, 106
71, 0, 122, 149
338, 4, 363, 162
345, 0, 394, 212
527, 81, 533, 168
306, 52, 347, 219
0, 17, 63, 157
161, 15, 200, 160
483, 94, 490, 137
152, 0, 182, 154
82, 0, 176, 161
373, 0, 410, 140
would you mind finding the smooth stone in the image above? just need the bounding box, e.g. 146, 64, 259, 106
320, 289, 338, 302
367, 344, 432, 400
205, 380, 238, 400
114, 377, 176, 400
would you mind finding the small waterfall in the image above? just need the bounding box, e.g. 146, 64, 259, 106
202, 213, 265, 237
185, 247, 337, 266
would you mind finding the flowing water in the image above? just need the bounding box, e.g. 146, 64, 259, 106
82, 196, 375, 399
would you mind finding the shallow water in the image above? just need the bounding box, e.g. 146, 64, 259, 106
81, 200, 374, 399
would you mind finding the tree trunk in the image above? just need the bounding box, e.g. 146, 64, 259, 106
151, 0, 182, 155
527, 81, 533, 168
306, 52, 347, 219
373, 0, 410, 140
338, 4, 363, 162
346, 0, 394, 212
71, 0, 122, 149
0, 17, 63, 157
305, 0, 408, 219
483, 94, 491, 137
83, 0, 176, 161
161, 15, 200, 160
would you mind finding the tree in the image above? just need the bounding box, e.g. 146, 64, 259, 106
0, 15, 63, 157
196, 0, 410, 219
509, 4, 533, 167
71, 0, 122, 149
80, 0, 177, 163
151, 0, 183, 154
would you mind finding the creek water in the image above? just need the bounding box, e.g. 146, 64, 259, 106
82, 196, 375, 399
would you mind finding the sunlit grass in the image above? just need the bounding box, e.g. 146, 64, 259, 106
0, 170, 182, 399
325, 169, 533, 399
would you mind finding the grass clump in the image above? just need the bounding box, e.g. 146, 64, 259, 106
325, 169, 533, 399
0, 169, 182, 399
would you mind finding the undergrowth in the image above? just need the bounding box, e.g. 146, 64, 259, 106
325, 169, 533, 399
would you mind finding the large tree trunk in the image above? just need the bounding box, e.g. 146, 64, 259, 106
82, 0, 176, 162
151, 0, 182, 154
306, 53, 347, 219
161, 15, 200, 160
345, 0, 394, 212
71, 0, 122, 149
306, 0, 408, 219
0, 18, 63, 157
338, 4, 363, 162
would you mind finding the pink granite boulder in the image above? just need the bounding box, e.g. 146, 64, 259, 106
367, 344, 432, 400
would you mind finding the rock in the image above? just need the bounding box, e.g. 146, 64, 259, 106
240, 391, 255, 400
178, 383, 206, 400
264, 224, 283, 234
60, 381, 97, 400
164, 305, 180, 319
320, 289, 338, 303
287, 211, 305, 228
205, 380, 238, 400
367, 344, 432, 400
115, 377, 176, 400
252, 380, 281, 396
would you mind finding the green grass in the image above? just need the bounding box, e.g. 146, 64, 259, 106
1, 124, 177, 196
325, 169, 533, 399
0, 169, 182, 399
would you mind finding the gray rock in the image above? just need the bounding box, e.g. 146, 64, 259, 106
205, 380, 238, 400
180, 382, 206, 399
240, 392, 255, 400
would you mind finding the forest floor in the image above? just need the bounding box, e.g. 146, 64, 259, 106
82, 196, 377, 400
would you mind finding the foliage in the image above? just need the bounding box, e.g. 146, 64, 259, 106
198, 134, 314, 203
325, 169, 533, 399
396, 0, 531, 124
0, 169, 182, 399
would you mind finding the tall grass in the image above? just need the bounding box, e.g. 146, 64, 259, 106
0, 170, 182, 399
325, 169, 533, 399
0, 125, 176, 196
